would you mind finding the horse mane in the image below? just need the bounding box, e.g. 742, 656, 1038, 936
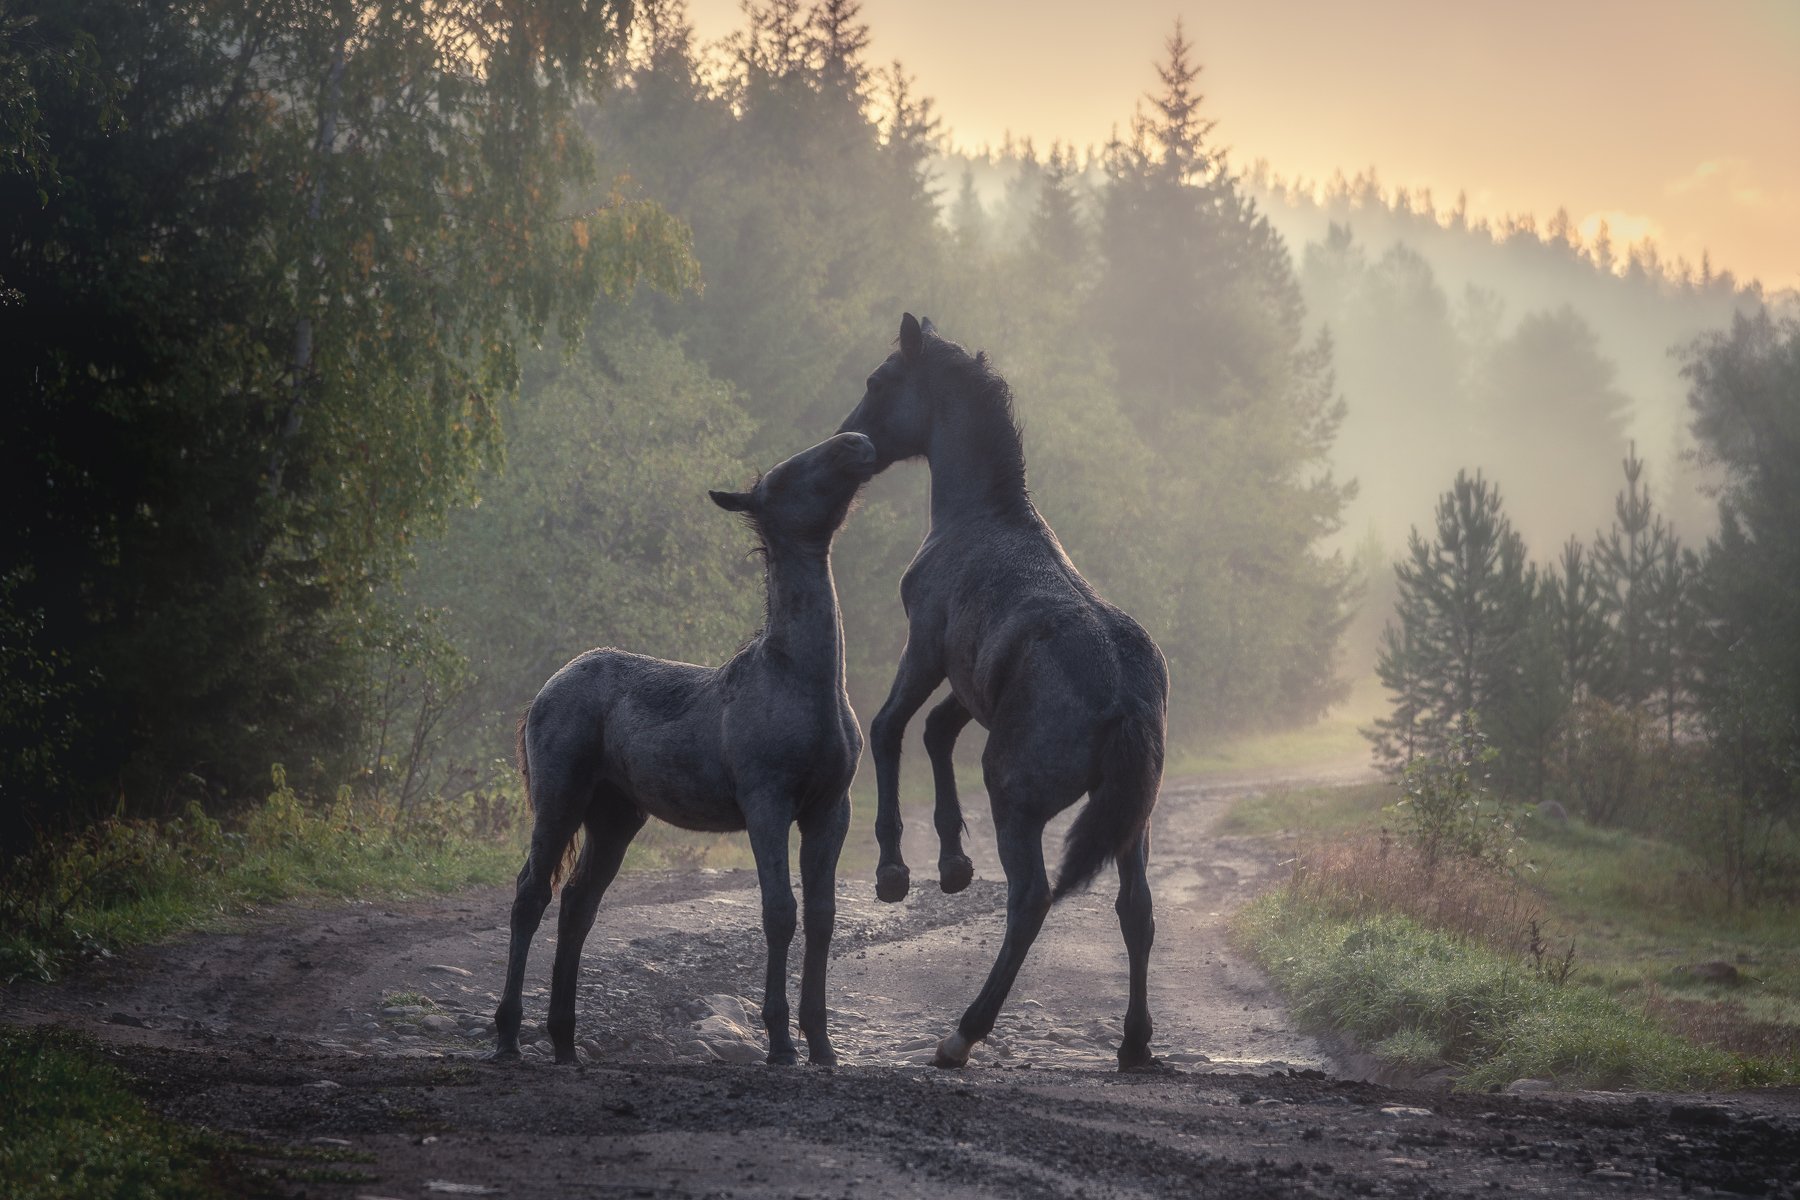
927, 337, 1030, 505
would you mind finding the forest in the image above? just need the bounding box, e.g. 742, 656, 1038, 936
2, 0, 1795, 901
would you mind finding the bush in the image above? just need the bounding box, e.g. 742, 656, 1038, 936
1392, 713, 1522, 875
1552, 697, 1669, 828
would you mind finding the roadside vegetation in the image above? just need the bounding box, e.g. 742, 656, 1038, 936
0, 770, 521, 985
1229, 755, 1800, 1090
0, 1025, 228, 1200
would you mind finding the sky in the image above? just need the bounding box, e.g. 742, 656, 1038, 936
683, 0, 1800, 291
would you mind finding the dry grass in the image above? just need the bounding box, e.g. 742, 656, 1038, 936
1284, 833, 1556, 966
1642, 990, 1800, 1063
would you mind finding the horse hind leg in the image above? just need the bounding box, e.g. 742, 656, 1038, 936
545, 795, 646, 1064
495, 765, 588, 1059
936, 805, 1051, 1068
744, 797, 800, 1065
923, 695, 975, 894
1115, 827, 1156, 1070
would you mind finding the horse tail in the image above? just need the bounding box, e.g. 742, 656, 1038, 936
517, 707, 581, 891
1051, 705, 1164, 902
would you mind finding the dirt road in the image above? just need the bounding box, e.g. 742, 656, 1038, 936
6, 769, 1798, 1198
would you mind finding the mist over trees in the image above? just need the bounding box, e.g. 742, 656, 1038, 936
3, 0, 1792, 871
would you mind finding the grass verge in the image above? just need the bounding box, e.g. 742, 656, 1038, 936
1238, 891, 1751, 1091
0, 1025, 230, 1200
0, 768, 521, 984
1227, 780, 1800, 1090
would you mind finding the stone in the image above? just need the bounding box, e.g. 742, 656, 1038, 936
707, 1038, 766, 1065
424, 964, 473, 977
1380, 1106, 1434, 1118
700, 994, 754, 1028
1507, 1078, 1555, 1094
1683, 960, 1742, 985
419, 1015, 460, 1035
1533, 800, 1569, 824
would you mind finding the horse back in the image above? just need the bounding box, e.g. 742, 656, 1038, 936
918, 519, 1166, 731
532, 648, 740, 831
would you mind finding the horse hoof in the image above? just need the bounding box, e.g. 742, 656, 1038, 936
488, 1046, 522, 1063
938, 855, 974, 894
808, 1048, 839, 1068
933, 1032, 972, 1069
1118, 1046, 1168, 1073
876, 864, 911, 903
767, 1048, 799, 1067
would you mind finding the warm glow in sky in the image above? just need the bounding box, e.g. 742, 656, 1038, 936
684, 0, 1800, 290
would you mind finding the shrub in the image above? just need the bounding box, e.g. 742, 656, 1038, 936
1392, 713, 1522, 875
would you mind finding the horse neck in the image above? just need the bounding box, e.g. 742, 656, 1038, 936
925, 403, 1030, 528
760, 541, 845, 679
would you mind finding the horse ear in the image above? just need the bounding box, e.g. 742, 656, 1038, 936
709, 489, 752, 513
899, 312, 923, 361
919, 316, 937, 337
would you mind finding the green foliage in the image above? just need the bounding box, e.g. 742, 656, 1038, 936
1237, 894, 1755, 1091
1392, 714, 1521, 874
0, 0, 694, 848
0, 767, 517, 984
0, 1025, 226, 1199
410, 312, 763, 743
1366, 471, 1532, 770
1229, 779, 1800, 1074
1083, 21, 1355, 736
1684, 311, 1800, 888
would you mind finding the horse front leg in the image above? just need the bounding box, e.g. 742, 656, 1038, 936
797, 792, 851, 1065
922, 694, 974, 894
744, 799, 800, 1065
868, 645, 945, 902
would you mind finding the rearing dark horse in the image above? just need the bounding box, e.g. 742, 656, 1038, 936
838, 313, 1169, 1070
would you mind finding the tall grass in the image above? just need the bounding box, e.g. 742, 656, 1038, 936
0, 766, 521, 983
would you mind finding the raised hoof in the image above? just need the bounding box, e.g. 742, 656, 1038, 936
875, 863, 911, 903
938, 855, 974, 894
933, 1032, 973, 1069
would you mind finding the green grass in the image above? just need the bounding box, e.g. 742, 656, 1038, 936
1225, 779, 1800, 1087
1215, 781, 1393, 837
0, 1026, 230, 1200
0, 773, 521, 984
1237, 895, 1749, 1091
1170, 710, 1375, 780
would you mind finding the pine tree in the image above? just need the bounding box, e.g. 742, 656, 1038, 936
1366, 471, 1533, 770
1544, 537, 1611, 701
1595, 442, 1674, 706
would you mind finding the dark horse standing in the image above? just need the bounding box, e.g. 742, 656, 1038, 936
838, 314, 1170, 1070
495, 432, 878, 1067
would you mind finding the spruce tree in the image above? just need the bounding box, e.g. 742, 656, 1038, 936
1595, 442, 1674, 706
1366, 471, 1533, 769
